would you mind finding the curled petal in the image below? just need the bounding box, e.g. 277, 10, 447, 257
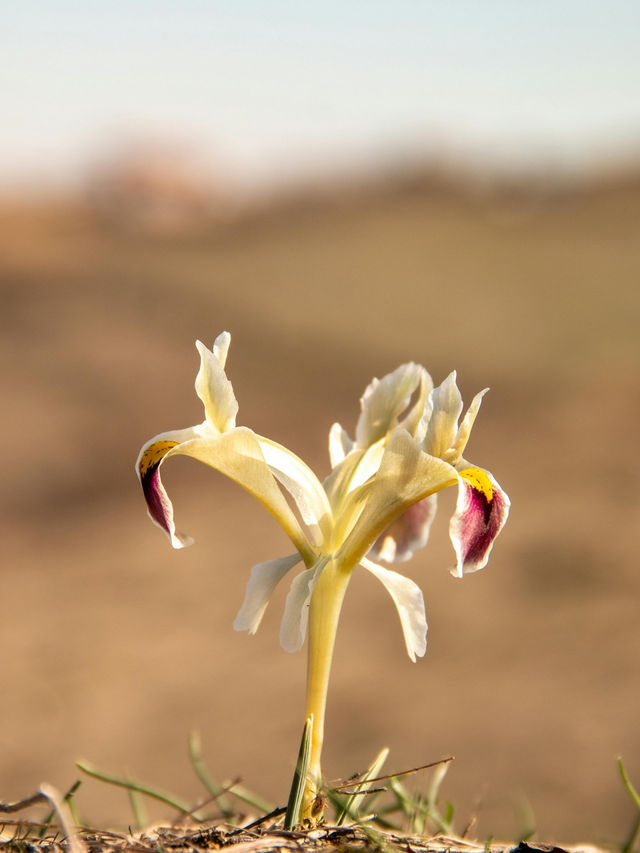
233, 554, 302, 634
135, 427, 201, 548
360, 557, 427, 662
195, 335, 238, 433
450, 467, 510, 577
280, 558, 329, 653
138, 426, 314, 563
424, 371, 463, 459
356, 363, 429, 447
369, 495, 438, 563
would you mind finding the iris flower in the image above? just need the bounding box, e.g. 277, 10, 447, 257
136, 332, 509, 819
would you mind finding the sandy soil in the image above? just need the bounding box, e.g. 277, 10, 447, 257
1, 175, 639, 843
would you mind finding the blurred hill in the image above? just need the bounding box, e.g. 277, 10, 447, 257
1, 164, 639, 842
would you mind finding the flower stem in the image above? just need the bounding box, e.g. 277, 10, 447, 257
300, 559, 352, 820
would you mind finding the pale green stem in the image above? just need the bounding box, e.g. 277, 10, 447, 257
300, 558, 352, 819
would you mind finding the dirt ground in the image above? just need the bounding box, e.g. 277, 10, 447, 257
1, 172, 639, 844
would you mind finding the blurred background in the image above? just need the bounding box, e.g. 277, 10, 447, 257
2, 1, 640, 843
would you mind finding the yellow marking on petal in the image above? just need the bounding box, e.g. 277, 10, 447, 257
139, 440, 179, 477
459, 467, 493, 502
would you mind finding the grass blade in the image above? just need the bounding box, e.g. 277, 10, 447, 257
284, 715, 313, 830
336, 747, 389, 826
126, 776, 148, 830
619, 757, 640, 853
620, 757, 640, 813
224, 782, 274, 815
188, 730, 235, 819
76, 759, 196, 818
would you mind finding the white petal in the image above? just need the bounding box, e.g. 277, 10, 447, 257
415, 393, 434, 444
360, 557, 427, 662
452, 388, 488, 462
355, 363, 425, 447
329, 423, 354, 468
348, 440, 386, 491
195, 338, 238, 433
424, 371, 463, 459
280, 557, 328, 653
258, 437, 333, 541
397, 368, 433, 437
233, 554, 302, 634
212, 331, 231, 369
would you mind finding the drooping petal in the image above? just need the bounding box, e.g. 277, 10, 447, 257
355, 363, 427, 448
424, 371, 463, 459
337, 430, 457, 569
368, 495, 438, 563
449, 467, 510, 577
328, 423, 354, 468
195, 335, 238, 433
155, 427, 315, 564
136, 426, 202, 548
360, 557, 427, 662
258, 437, 333, 542
280, 557, 329, 653
233, 554, 302, 634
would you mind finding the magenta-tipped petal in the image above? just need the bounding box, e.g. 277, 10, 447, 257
136, 435, 194, 548
450, 467, 510, 576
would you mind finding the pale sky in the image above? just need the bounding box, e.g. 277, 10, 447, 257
2, 1, 640, 189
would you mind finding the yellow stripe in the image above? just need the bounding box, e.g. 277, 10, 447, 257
459, 467, 493, 501
139, 440, 179, 477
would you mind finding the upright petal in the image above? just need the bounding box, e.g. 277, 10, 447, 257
212, 330, 231, 369
355, 363, 427, 447
195, 335, 238, 433
452, 388, 488, 463
369, 495, 438, 563
348, 440, 386, 491
328, 423, 354, 468
136, 427, 201, 548
280, 558, 329, 653
424, 371, 463, 459
234, 554, 302, 634
449, 467, 510, 577
360, 557, 427, 662
397, 367, 432, 438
